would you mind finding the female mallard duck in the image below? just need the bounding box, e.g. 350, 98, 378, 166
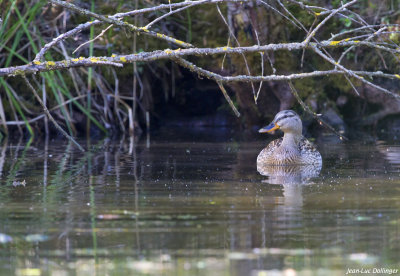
257, 110, 322, 166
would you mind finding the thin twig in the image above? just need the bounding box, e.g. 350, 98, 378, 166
217, 81, 240, 117
254, 29, 264, 102
145, 1, 202, 29
73, 24, 113, 54
131, 0, 139, 137
288, 81, 348, 141
303, 0, 358, 45
328, 24, 400, 41
113, 0, 246, 18
22, 75, 85, 152
215, 4, 256, 101
221, 35, 231, 70
258, 0, 301, 29
311, 45, 400, 99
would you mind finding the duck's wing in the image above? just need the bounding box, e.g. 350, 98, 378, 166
299, 137, 322, 165
257, 138, 283, 163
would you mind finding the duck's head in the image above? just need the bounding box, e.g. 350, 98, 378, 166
259, 110, 302, 135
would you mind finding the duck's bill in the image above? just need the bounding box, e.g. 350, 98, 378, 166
259, 123, 280, 133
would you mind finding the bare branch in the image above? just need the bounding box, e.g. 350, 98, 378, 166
113, 0, 246, 18
5, 41, 400, 77
217, 81, 240, 117
310, 45, 400, 99
39, 0, 193, 63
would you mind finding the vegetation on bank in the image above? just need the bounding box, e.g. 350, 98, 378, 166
0, 0, 400, 145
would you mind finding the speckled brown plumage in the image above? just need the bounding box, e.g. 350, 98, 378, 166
257, 110, 322, 166
257, 136, 322, 165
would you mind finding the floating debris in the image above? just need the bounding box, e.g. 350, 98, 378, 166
12, 180, 26, 187
16, 268, 41, 276
25, 234, 49, 242
97, 214, 121, 220
0, 233, 13, 243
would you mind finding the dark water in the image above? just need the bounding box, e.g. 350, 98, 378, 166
0, 129, 399, 275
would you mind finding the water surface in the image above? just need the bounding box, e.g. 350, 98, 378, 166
0, 129, 399, 275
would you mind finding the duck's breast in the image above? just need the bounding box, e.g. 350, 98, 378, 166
257, 138, 283, 164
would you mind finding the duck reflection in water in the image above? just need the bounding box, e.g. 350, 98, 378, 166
258, 164, 322, 210
257, 163, 321, 185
